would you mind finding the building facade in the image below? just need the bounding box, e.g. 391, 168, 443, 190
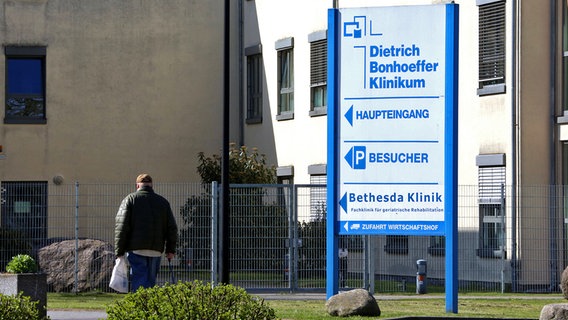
3, 0, 568, 291
241, 0, 568, 290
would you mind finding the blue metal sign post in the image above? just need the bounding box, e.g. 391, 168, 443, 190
327, 3, 459, 313
444, 4, 459, 313
326, 7, 340, 299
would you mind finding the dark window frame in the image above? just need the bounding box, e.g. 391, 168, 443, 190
428, 236, 445, 256
384, 235, 408, 255
309, 35, 327, 117
477, 202, 506, 258
476, 164, 506, 259
275, 38, 294, 121
5, 46, 47, 124
246, 44, 263, 124
0, 181, 48, 264
477, 0, 506, 96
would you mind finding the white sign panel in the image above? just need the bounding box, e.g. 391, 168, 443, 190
337, 5, 449, 235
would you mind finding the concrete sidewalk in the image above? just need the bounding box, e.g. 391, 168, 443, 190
48, 310, 107, 320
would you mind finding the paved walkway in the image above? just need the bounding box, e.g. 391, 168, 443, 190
48, 310, 108, 320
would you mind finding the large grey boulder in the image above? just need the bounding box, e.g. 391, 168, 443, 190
540, 303, 568, 320
325, 288, 380, 317
561, 266, 568, 299
38, 239, 115, 292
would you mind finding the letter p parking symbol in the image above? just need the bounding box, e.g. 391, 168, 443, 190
345, 146, 366, 169
354, 146, 366, 169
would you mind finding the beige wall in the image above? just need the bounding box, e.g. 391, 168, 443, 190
517, 0, 560, 284
0, 0, 241, 184
518, 1, 552, 186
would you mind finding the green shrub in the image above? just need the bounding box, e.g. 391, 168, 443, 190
5, 254, 38, 273
197, 144, 276, 185
106, 280, 277, 320
0, 292, 47, 320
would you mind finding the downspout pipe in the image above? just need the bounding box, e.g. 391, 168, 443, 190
511, 0, 519, 292
239, 0, 244, 146
220, 0, 231, 285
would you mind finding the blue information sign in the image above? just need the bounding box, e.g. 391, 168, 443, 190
327, 3, 459, 313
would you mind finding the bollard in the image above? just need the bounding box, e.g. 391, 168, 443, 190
416, 259, 427, 294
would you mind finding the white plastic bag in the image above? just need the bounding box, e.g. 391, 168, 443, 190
109, 256, 129, 293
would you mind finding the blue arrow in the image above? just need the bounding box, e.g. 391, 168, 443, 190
339, 193, 348, 213
344, 105, 354, 126
344, 147, 354, 168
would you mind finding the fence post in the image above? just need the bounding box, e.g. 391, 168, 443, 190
364, 235, 374, 293
292, 185, 299, 291
74, 181, 79, 294
549, 185, 559, 291
211, 181, 218, 286
286, 185, 293, 291
500, 183, 505, 294
511, 185, 518, 292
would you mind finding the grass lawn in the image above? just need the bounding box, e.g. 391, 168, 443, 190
270, 296, 567, 319
47, 292, 567, 319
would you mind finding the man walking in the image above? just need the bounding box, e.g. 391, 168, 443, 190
115, 174, 178, 292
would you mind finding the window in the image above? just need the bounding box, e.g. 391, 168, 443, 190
276, 166, 294, 213
277, 166, 294, 183
384, 235, 408, 255
245, 44, 262, 124
309, 31, 327, 116
428, 236, 445, 256
309, 164, 326, 221
275, 38, 294, 120
476, 162, 506, 258
477, 0, 506, 96
5, 46, 46, 124
479, 202, 506, 258
0, 181, 48, 257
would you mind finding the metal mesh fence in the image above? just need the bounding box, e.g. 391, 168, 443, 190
0, 182, 566, 294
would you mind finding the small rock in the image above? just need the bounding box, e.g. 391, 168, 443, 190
325, 288, 380, 317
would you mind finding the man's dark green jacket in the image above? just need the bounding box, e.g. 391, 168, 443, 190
115, 186, 178, 257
